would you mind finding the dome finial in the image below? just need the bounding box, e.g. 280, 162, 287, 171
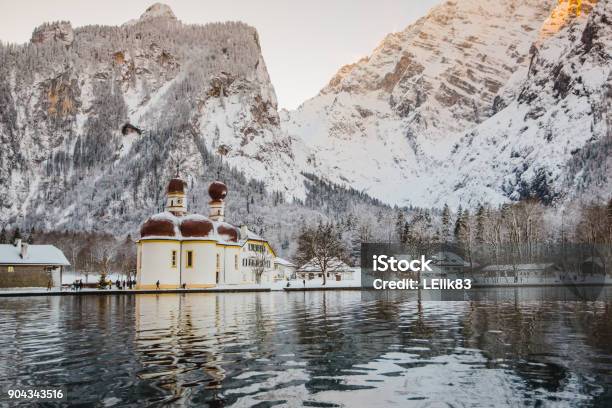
208, 181, 228, 222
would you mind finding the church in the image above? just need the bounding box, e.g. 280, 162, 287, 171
136, 176, 276, 289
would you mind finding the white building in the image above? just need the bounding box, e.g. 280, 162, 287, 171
428, 251, 473, 278
273, 257, 297, 281
0, 240, 70, 288
296, 257, 355, 281
136, 176, 276, 289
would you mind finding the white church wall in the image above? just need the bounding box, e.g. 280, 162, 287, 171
221, 245, 242, 284
182, 241, 217, 287
138, 240, 181, 289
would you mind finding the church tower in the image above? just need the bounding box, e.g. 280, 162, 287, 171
165, 172, 187, 216
208, 181, 228, 222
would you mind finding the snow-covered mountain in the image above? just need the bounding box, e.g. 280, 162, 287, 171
0, 4, 396, 251
283, 0, 610, 208
0, 4, 306, 230
0, 0, 609, 238
434, 0, 611, 207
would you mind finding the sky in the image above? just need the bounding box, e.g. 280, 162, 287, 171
0, 0, 441, 110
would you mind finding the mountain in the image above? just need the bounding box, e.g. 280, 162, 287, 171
0, 6, 295, 220
282, 0, 610, 208
435, 0, 611, 206
0, 0, 609, 245
0, 4, 397, 253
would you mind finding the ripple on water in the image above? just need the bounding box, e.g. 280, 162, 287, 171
0, 289, 611, 406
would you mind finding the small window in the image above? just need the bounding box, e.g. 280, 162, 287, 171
186, 251, 194, 268
235, 255, 239, 270
216, 254, 220, 269
177, 199, 182, 204
7, 266, 14, 273
171, 250, 177, 268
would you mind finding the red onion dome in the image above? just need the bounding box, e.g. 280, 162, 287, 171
180, 218, 214, 238
141, 218, 176, 237
217, 224, 239, 242
208, 181, 227, 201
167, 178, 186, 194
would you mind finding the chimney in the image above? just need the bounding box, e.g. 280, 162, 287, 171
240, 225, 248, 240
20, 243, 28, 259
14, 239, 22, 250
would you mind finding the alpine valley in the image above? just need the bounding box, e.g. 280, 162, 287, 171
0, 0, 610, 248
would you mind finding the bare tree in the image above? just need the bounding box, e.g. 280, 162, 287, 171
252, 247, 271, 284
295, 222, 348, 285
93, 240, 117, 287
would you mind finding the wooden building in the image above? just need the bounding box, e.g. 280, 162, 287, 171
0, 240, 70, 288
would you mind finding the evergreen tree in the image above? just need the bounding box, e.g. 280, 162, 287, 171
454, 206, 463, 243
0, 226, 6, 244
395, 211, 406, 243
441, 204, 451, 242
11, 227, 22, 244
475, 205, 485, 244
98, 272, 108, 289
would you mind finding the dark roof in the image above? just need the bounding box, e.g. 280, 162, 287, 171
140, 218, 176, 237
208, 181, 227, 201
180, 219, 214, 238
167, 178, 186, 194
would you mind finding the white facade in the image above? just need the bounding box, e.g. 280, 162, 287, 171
273, 257, 297, 281
136, 179, 276, 289
296, 258, 355, 281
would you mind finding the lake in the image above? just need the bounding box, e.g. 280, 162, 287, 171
1, 289, 611, 407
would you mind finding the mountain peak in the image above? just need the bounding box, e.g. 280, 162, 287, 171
139, 3, 177, 21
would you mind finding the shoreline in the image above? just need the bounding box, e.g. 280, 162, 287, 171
2, 282, 612, 297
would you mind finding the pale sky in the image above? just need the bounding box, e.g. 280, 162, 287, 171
0, 0, 441, 110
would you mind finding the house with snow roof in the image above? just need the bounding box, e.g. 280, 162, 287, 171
0, 240, 70, 288
296, 257, 355, 282
136, 175, 277, 289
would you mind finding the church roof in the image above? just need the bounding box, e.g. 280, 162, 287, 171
0, 244, 70, 266
139, 212, 240, 244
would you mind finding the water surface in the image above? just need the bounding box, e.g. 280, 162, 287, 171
1, 289, 611, 407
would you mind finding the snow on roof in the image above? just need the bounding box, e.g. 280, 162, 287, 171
0, 244, 70, 266
140, 212, 242, 244
244, 229, 265, 241
298, 257, 352, 272
274, 257, 296, 267
480, 263, 556, 272
430, 251, 470, 266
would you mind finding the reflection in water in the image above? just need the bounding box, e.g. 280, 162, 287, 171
0, 289, 611, 407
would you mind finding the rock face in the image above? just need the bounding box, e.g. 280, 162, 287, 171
30, 21, 74, 46
139, 3, 177, 22
282, 0, 610, 208
436, 0, 610, 207
0, 0, 609, 236
0, 4, 301, 232
283, 0, 555, 206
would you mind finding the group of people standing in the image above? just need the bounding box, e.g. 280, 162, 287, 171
71, 280, 84, 290
113, 279, 136, 290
